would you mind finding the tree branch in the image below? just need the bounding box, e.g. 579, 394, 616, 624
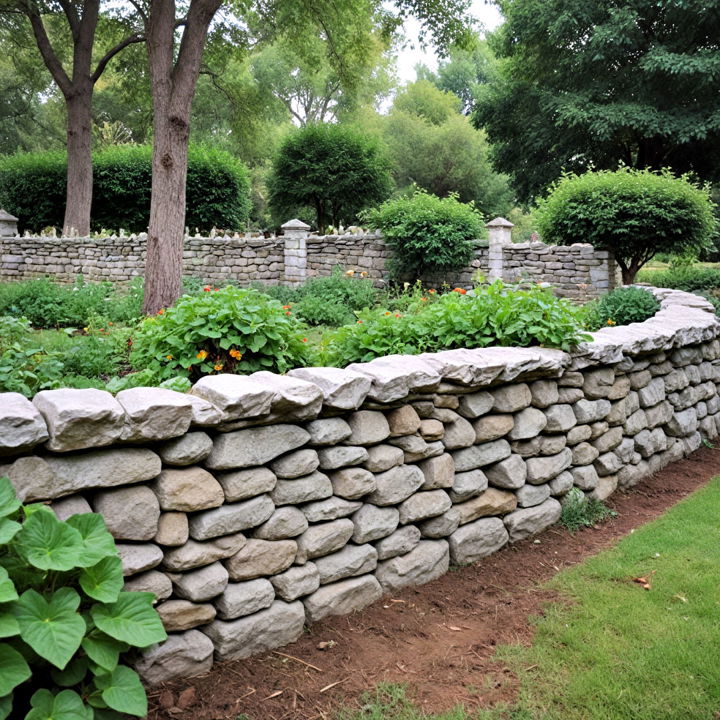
25, 5, 72, 96
92, 32, 146, 82
56, 0, 80, 38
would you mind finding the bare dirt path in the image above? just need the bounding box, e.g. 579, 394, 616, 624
149, 447, 720, 720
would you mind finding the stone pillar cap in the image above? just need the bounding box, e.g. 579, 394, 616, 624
0, 209, 18, 221
281, 219, 311, 231
485, 217, 514, 228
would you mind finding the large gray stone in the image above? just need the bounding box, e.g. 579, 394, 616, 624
158, 432, 213, 466
224, 539, 297, 580
270, 449, 319, 479
419, 419, 445, 441
593, 427, 623, 453
452, 439, 511, 471
155, 512, 189, 547
186, 394, 223, 427
454, 488, 517, 524
116, 387, 193, 442
363, 444, 404, 472
157, 600, 216, 632
162, 533, 246, 571
449, 469, 488, 502
301, 497, 362, 523
93, 486, 160, 541
419, 508, 461, 538
123, 570, 173, 601
449, 518, 508, 564
288, 366, 371, 410
116, 543, 163, 576
216, 467, 277, 502
271, 471, 333, 505
490, 384, 531, 413
51, 494, 92, 521
135, 629, 214, 685
330, 467, 377, 499
508, 407, 547, 440
352, 505, 399, 543
375, 525, 422, 560
582, 368, 615, 399
153, 467, 224, 512
376, 540, 449, 592
36, 448, 162, 501
317, 445, 369, 470
399, 490, 451, 524
33, 389, 123, 451
304, 417, 352, 446
204, 600, 306, 661
296, 519, 355, 562
418, 453, 455, 489
346, 410, 391, 445
172, 561, 228, 601
367, 464, 425, 505
484, 454, 527, 490
214, 578, 275, 619
573, 399, 611, 424
205, 424, 310, 469
666, 407, 699, 437
457, 390, 494, 418
270, 563, 320, 601
548, 471, 574, 496
473, 414, 514, 442
624, 408, 648, 436
0, 392, 48, 455
191, 374, 277, 420
570, 465, 599, 491
314, 544, 377, 584
253, 507, 308, 539
525, 448, 572, 484
543, 404, 577, 433
304, 574, 383, 623
387, 405, 422, 436
571, 442, 600, 466
504, 498, 562, 541
638, 378, 666, 408
516, 483, 551, 508
442, 416, 476, 449
249, 371, 324, 420
530, 380, 559, 408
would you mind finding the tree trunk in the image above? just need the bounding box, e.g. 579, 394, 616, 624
63, 89, 93, 237
143, 110, 189, 314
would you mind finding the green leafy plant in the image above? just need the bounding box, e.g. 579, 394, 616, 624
637, 264, 720, 294
560, 488, 617, 532
584, 286, 660, 330
362, 189, 485, 281
535, 168, 716, 284
129, 285, 312, 381
0, 476, 167, 718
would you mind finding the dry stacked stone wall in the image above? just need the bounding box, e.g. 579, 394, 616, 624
0, 287, 715, 685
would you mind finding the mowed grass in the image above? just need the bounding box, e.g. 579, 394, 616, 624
341, 477, 720, 720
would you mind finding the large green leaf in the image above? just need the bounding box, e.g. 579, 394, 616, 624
0, 611, 19, 639
0, 518, 21, 545
0, 644, 31, 696
26, 689, 91, 720
0, 693, 11, 720
81, 631, 123, 672
15, 509, 83, 571
79, 556, 123, 603
0, 478, 20, 519
0, 567, 17, 603
94, 666, 147, 717
14, 588, 86, 669
67, 515, 117, 568
51, 657, 88, 687
90, 592, 166, 648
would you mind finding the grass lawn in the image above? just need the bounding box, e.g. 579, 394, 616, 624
343, 477, 720, 720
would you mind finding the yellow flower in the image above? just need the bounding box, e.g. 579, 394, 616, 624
213, 363, 223, 371
360, 271, 368, 277
229, 349, 242, 360
345, 269, 355, 276
166, 354, 173, 360
607, 319, 616, 326
196, 350, 208, 360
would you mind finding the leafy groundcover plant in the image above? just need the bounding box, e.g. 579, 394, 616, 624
0, 477, 166, 719
584, 286, 660, 330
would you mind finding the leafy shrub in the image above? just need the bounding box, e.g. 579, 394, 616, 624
0, 146, 251, 233
0, 476, 166, 718
268, 123, 392, 233
584, 286, 660, 330
362, 189, 485, 281
129, 286, 312, 382
560, 487, 617, 532
535, 168, 716, 283
322, 281, 590, 365
0, 277, 143, 328
636, 264, 720, 294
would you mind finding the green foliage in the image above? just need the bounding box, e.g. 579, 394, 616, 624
268, 123, 392, 233
584, 287, 660, 331
129, 286, 312, 382
474, 0, 720, 203
362, 190, 484, 280
535, 169, 716, 283
637, 264, 720, 294
0, 277, 142, 328
0, 476, 166, 719
0, 146, 251, 233
322, 281, 591, 366
560, 488, 617, 532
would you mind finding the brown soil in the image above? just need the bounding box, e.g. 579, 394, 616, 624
149, 447, 720, 720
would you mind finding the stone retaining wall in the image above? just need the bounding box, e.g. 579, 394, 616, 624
1, 287, 713, 685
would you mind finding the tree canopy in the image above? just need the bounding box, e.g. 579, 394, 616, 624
474, 0, 720, 203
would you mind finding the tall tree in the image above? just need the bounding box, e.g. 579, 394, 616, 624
0, 2, 143, 235
474, 0, 720, 203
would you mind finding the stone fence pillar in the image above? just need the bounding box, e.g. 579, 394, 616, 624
486, 217, 513, 281
282, 219, 310, 286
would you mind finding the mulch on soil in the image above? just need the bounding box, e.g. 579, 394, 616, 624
149, 447, 720, 720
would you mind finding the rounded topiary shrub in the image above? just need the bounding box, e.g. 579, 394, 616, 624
0, 146, 251, 233
586, 286, 661, 330
362, 189, 485, 281
535, 168, 716, 284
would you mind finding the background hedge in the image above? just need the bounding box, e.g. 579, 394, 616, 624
0, 145, 252, 233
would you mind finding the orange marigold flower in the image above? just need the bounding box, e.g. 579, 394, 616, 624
285, 311, 291, 315
345, 269, 355, 276
607, 319, 616, 326
360, 271, 368, 277
203, 286, 211, 292
453, 287, 467, 295
214, 287, 219, 291
302, 338, 308, 342
214, 364, 223, 371
357, 320, 363, 324
420, 297, 427, 301
384, 311, 391, 316
282, 305, 291, 310
428, 289, 436, 294
108, 321, 113, 325
229, 349, 242, 359
166, 354, 173, 360
394, 313, 401, 318
157, 308, 165, 315
196, 350, 208, 360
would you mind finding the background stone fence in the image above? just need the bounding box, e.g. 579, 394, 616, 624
0, 219, 618, 301
0, 287, 716, 685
